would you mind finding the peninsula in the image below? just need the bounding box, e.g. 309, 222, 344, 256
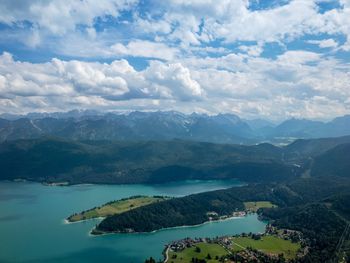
67, 195, 168, 223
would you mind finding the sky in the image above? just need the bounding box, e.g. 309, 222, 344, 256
0, 0, 350, 120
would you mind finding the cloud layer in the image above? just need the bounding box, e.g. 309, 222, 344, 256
0, 0, 349, 120
1, 49, 349, 120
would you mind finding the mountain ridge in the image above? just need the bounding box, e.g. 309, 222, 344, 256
0, 111, 350, 144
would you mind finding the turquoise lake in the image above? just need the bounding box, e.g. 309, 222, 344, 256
0, 180, 267, 263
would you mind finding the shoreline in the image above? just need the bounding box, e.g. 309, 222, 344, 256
90, 213, 250, 236
4, 178, 244, 188
63, 217, 105, 225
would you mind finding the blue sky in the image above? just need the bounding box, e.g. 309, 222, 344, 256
0, 0, 349, 120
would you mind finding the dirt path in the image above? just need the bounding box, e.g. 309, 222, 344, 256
163, 246, 170, 263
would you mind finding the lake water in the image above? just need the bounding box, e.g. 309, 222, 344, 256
0, 180, 267, 263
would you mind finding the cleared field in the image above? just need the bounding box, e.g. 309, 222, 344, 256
68, 196, 167, 222
231, 235, 300, 259
244, 201, 277, 212
168, 243, 228, 263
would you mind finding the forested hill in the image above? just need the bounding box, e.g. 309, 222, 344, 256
311, 143, 350, 178
1, 136, 350, 184
0, 138, 296, 184
95, 177, 350, 262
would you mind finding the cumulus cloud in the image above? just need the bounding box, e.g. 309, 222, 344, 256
144, 61, 203, 100
0, 52, 202, 107
1, 50, 349, 120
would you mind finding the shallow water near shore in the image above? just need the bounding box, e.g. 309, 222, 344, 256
0, 180, 266, 263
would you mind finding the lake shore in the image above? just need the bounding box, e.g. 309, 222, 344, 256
0, 180, 266, 263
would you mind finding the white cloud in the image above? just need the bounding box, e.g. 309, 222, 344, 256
0, 0, 138, 35
307, 38, 338, 48
1, 50, 349, 120
340, 36, 350, 51
144, 61, 203, 100
111, 40, 178, 60
238, 44, 264, 57
277, 50, 321, 64
2, 0, 350, 61
0, 52, 202, 106
0, 0, 350, 120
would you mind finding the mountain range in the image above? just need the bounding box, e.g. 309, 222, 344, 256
0, 110, 350, 144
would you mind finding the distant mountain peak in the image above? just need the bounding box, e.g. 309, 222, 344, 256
1, 110, 350, 143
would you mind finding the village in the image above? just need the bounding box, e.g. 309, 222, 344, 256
164, 223, 309, 263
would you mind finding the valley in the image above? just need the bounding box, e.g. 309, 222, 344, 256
2, 0, 350, 261
0, 123, 349, 262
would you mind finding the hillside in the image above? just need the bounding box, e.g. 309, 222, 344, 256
284, 135, 350, 160
1, 134, 349, 185
311, 143, 350, 178
0, 138, 298, 184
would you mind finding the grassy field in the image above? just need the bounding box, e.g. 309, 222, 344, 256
167, 243, 228, 263
68, 196, 167, 222
231, 235, 300, 259
244, 201, 277, 212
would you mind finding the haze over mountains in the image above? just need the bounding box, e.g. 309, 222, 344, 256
1, 110, 350, 144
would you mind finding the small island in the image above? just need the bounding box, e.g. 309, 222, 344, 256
67, 195, 169, 223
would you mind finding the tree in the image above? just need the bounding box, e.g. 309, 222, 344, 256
144, 257, 156, 263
